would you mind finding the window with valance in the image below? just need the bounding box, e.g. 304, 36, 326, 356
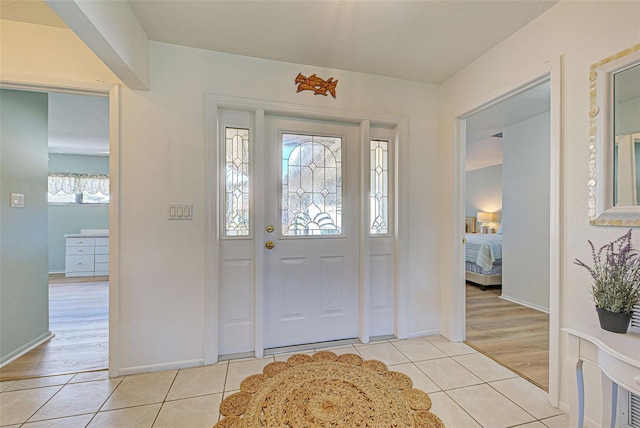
48, 173, 110, 204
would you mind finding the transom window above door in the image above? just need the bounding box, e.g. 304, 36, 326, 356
282, 133, 342, 236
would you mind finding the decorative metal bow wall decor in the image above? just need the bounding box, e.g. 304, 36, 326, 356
295, 73, 338, 98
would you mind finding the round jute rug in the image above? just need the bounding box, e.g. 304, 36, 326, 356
214, 350, 445, 428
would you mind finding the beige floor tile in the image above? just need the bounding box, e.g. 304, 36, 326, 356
101, 370, 177, 411
0, 380, 16, 392
426, 335, 477, 356
225, 357, 274, 391
0, 386, 62, 426
446, 384, 536, 427
166, 364, 227, 400
387, 362, 441, 394
69, 371, 110, 384
354, 342, 410, 365
88, 403, 161, 428
392, 338, 447, 362
28, 380, 121, 422
540, 413, 570, 427
153, 394, 223, 428
6, 374, 74, 391
491, 377, 563, 419
414, 358, 483, 390
428, 391, 482, 427
516, 422, 547, 427
454, 352, 518, 382
318, 344, 360, 356
22, 414, 95, 427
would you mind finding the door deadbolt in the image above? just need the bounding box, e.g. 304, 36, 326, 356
265, 241, 275, 250
266, 225, 274, 233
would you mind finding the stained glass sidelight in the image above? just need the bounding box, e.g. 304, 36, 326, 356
225, 127, 250, 236
370, 140, 389, 235
282, 134, 342, 236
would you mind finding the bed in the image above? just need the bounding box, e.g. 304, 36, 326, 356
465, 232, 502, 290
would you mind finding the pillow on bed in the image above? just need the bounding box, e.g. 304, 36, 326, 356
497, 222, 503, 234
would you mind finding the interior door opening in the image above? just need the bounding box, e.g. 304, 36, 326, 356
0, 89, 110, 380
462, 80, 551, 390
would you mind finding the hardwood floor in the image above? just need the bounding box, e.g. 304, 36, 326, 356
465, 282, 549, 390
0, 277, 108, 381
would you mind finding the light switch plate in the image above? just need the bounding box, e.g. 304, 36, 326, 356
10, 193, 24, 208
168, 204, 193, 220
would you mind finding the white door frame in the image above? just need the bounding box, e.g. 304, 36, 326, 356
204, 94, 409, 363
0, 78, 121, 377
452, 57, 562, 406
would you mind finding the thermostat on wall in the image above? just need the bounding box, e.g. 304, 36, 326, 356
10, 193, 24, 208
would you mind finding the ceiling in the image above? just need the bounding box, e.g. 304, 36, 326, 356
48, 93, 109, 156
126, 0, 558, 84
1, 0, 558, 160
466, 81, 550, 171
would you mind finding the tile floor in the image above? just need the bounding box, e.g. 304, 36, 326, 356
0, 335, 569, 428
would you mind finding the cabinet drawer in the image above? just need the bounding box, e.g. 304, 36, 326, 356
65, 255, 94, 272
66, 246, 95, 256
95, 238, 109, 246
94, 263, 109, 275
95, 246, 109, 255
95, 254, 109, 263
599, 349, 640, 395
66, 237, 95, 247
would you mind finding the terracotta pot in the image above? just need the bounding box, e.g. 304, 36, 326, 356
595, 306, 632, 333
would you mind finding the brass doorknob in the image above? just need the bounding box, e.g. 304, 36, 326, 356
265, 241, 275, 250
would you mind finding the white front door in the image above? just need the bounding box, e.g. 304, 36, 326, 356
214, 102, 397, 358
262, 117, 360, 349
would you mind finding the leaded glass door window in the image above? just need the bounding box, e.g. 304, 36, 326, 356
370, 139, 389, 235
225, 127, 250, 236
282, 133, 342, 236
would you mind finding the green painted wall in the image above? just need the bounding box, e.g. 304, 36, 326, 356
48, 154, 109, 273
0, 89, 50, 363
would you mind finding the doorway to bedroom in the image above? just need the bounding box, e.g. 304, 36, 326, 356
463, 80, 551, 390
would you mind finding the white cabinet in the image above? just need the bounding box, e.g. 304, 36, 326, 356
65, 234, 109, 277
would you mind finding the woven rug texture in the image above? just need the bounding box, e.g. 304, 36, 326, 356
214, 350, 444, 428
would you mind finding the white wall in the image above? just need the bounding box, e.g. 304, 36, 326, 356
501, 112, 550, 312
438, 1, 640, 423
465, 164, 502, 223
0, 20, 120, 86
115, 41, 440, 372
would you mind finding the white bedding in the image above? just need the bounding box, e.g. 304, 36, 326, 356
465, 233, 502, 272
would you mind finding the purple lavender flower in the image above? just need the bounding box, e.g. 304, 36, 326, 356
574, 229, 640, 314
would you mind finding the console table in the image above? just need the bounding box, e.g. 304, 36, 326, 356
564, 325, 640, 428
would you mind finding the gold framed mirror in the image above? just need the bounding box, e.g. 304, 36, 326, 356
589, 44, 640, 226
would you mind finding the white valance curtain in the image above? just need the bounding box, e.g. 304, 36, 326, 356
48, 173, 109, 195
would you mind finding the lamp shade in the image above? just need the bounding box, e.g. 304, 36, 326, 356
477, 212, 494, 223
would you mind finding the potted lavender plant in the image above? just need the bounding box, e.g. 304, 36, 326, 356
574, 229, 640, 333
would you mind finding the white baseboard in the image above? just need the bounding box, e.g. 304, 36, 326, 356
499, 294, 549, 314
407, 329, 441, 339
0, 331, 54, 368
117, 359, 204, 376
